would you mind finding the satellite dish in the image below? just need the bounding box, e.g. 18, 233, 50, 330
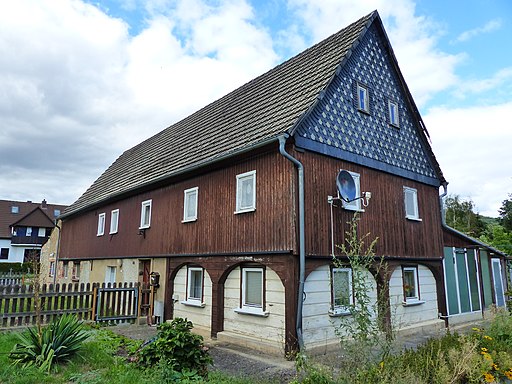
336, 170, 356, 202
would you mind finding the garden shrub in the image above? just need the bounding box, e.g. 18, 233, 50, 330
9, 314, 90, 373
136, 318, 212, 378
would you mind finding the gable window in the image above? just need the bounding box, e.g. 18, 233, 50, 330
11, 206, 19, 214
342, 171, 363, 212
330, 267, 353, 315
403, 187, 421, 221
97, 213, 106, 236
402, 266, 423, 305
181, 267, 205, 307
38, 227, 46, 237
140, 200, 152, 229
357, 83, 369, 112
0, 248, 9, 260
235, 267, 269, 316
110, 209, 119, 234
54, 209, 61, 217
388, 100, 399, 127
183, 187, 198, 222
235, 170, 256, 213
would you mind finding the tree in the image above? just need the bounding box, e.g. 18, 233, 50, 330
499, 193, 512, 232
479, 224, 512, 256
444, 194, 486, 238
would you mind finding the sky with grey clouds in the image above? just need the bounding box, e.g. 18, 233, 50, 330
1, 0, 511, 217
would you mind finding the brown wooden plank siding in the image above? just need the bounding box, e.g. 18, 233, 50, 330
59, 151, 297, 259
294, 149, 444, 259
443, 229, 479, 249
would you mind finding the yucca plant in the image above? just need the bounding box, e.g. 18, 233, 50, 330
9, 314, 90, 373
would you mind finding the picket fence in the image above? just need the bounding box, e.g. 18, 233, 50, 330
0, 282, 152, 328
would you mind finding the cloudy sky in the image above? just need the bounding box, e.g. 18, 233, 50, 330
1, 0, 511, 217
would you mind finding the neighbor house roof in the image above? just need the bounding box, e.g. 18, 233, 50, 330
0, 200, 67, 238
63, 10, 444, 218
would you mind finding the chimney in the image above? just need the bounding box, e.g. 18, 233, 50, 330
41, 199, 47, 209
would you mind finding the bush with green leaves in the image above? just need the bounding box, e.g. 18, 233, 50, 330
136, 318, 212, 378
9, 314, 89, 373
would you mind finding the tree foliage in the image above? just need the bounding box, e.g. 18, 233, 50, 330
444, 195, 486, 238
499, 193, 512, 232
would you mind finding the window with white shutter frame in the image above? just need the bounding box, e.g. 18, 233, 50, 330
403, 187, 421, 220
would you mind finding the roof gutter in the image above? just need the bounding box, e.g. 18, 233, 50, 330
278, 134, 305, 351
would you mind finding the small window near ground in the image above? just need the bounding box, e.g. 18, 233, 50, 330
242, 267, 264, 309
402, 266, 419, 302
388, 100, 399, 127
342, 171, 363, 212
357, 83, 369, 113
331, 267, 353, 315
72, 262, 81, 281
97, 213, 105, 236
404, 187, 420, 220
187, 267, 204, 302
140, 200, 152, 229
235, 171, 256, 213
105, 266, 116, 284
0, 248, 9, 260
63, 261, 69, 279
110, 209, 119, 234
183, 187, 198, 222
49, 261, 55, 277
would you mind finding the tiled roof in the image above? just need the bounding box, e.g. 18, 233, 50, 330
0, 200, 67, 238
64, 11, 376, 217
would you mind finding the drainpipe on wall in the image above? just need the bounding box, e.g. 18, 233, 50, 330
53, 221, 61, 286
278, 134, 305, 351
439, 182, 448, 226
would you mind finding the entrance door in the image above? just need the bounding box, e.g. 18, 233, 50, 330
491, 259, 506, 307
139, 260, 151, 316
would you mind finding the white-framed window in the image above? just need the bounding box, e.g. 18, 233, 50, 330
26, 227, 32, 236
388, 100, 399, 127
72, 262, 80, 281
49, 261, 55, 278
11, 206, 19, 214
140, 199, 152, 229
110, 209, 119, 234
97, 213, 105, 236
187, 267, 204, 302
357, 83, 369, 112
63, 261, 69, 279
402, 266, 419, 302
105, 266, 116, 284
54, 209, 61, 217
235, 267, 268, 316
38, 227, 46, 237
342, 171, 362, 211
331, 267, 353, 315
403, 187, 421, 220
183, 187, 198, 222
235, 170, 256, 213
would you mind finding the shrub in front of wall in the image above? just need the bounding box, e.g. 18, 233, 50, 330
136, 318, 212, 378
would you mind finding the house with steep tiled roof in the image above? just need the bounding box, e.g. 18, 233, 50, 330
57, 11, 507, 354
0, 199, 66, 264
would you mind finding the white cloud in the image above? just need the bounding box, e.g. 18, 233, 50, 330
455, 19, 502, 43
425, 103, 512, 217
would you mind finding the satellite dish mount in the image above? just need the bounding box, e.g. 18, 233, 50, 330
331, 170, 372, 207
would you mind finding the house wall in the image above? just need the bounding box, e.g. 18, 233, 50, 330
173, 265, 212, 330
221, 266, 286, 350
389, 264, 439, 329
294, 149, 444, 259
59, 150, 296, 260
302, 264, 377, 350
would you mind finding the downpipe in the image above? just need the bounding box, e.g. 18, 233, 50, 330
278, 135, 305, 351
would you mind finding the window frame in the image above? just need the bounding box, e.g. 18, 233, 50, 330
402, 266, 422, 304
388, 100, 399, 127
140, 199, 152, 229
403, 187, 421, 221
72, 262, 80, 281
105, 266, 116, 284
181, 266, 205, 307
183, 187, 199, 223
49, 261, 55, 278
235, 267, 269, 317
330, 267, 353, 316
11, 206, 19, 214
26, 227, 32, 236
0, 248, 9, 260
38, 227, 46, 237
63, 261, 69, 279
357, 83, 370, 113
97, 213, 106, 236
342, 171, 363, 212
235, 170, 256, 214
110, 209, 119, 234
